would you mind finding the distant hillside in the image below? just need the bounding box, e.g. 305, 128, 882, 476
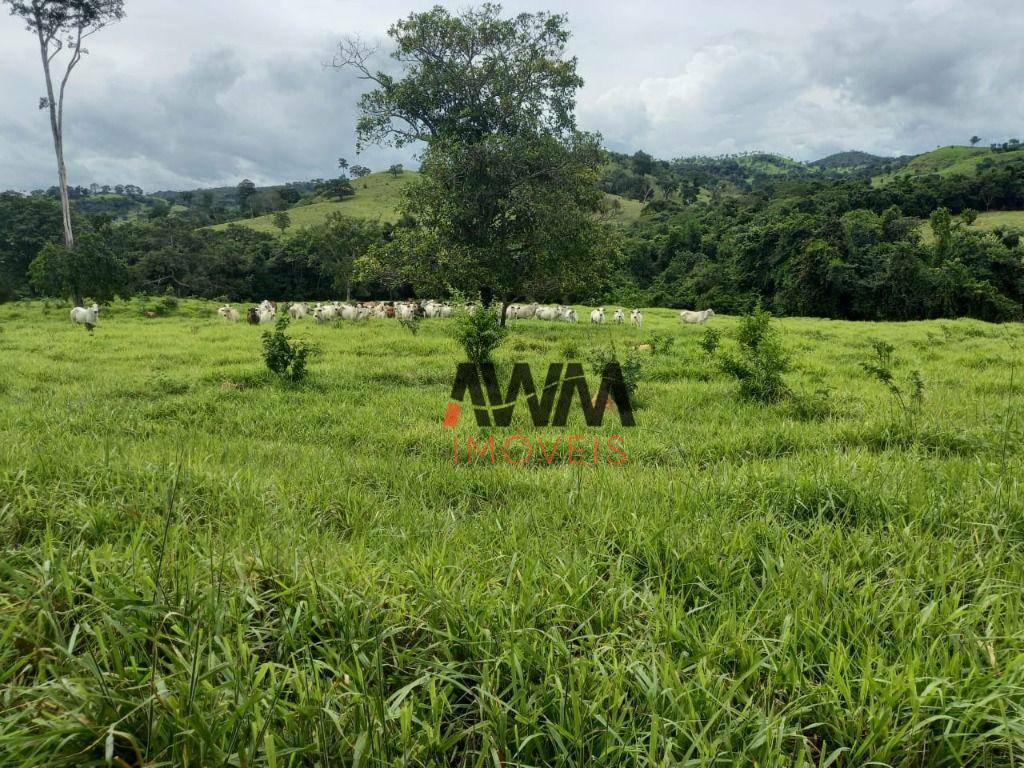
209, 171, 412, 232
873, 145, 1024, 185
210, 171, 643, 234
71, 193, 184, 220
919, 209, 1024, 244
811, 151, 910, 175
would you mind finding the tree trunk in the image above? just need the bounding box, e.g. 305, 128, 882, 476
35, 17, 81, 306
36, 23, 74, 253
499, 300, 509, 328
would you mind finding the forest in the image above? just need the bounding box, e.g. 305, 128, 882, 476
3, 147, 1023, 320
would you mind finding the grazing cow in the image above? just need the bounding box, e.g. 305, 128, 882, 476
70, 303, 100, 331
218, 305, 241, 323
680, 308, 715, 324
535, 305, 559, 321
590, 307, 605, 324
315, 304, 338, 324
288, 302, 309, 320
630, 308, 643, 328
514, 303, 539, 319
613, 308, 625, 324
559, 307, 578, 323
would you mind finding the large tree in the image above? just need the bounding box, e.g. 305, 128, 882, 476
336, 3, 614, 322
4, 0, 125, 298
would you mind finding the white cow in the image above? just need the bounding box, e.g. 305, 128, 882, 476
613, 308, 625, 324
315, 304, 338, 324
288, 302, 309, 320
70, 303, 100, 331
508, 303, 538, 320
535, 305, 559, 321
559, 307, 578, 324
218, 305, 241, 323
680, 308, 716, 324
630, 308, 643, 328
590, 307, 605, 324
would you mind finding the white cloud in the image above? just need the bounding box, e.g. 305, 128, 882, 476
1, 0, 1021, 190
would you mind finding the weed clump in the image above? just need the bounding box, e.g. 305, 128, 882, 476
261, 315, 315, 383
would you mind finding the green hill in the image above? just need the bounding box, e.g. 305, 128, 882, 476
874, 145, 1024, 185
210, 171, 412, 233
212, 171, 642, 234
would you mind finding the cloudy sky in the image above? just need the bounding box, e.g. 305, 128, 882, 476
1, 0, 1021, 192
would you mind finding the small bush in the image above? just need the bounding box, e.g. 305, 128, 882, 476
398, 313, 422, 336
261, 316, 316, 383
452, 303, 507, 364
718, 307, 790, 402
647, 334, 675, 355
699, 327, 721, 356
860, 338, 924, 419
138, 293, 179, 317
588, 346, 642, 398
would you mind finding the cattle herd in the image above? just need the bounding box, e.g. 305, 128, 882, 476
210, 300, 717, 327
68, 300, 717, 330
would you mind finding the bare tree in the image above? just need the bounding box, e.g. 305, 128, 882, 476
4, 1, 125, 264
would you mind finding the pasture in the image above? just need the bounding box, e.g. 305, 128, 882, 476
1, 299, 1023, 766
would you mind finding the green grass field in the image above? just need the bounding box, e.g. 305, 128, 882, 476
1, 300, 1023, 765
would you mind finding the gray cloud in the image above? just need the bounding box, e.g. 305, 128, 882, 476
1, 0, 1021, 192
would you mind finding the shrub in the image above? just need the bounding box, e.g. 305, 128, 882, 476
699, 327, 721, 356
588, 345, 642, 399
398, 312, 422, 337
138, 292, 179, 317
718, 307, 790, 402
647, 334, 675, 355
860, 338, 925, 419
452, 304, 507, 364
261, 316, 315, 383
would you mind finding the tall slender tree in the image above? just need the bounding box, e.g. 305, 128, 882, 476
4, 1, 126, 289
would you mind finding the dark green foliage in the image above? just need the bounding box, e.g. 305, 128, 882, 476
261, 316, 314, 383
315, 177, 355, 201
452, 305, 506, 363
719, 307, 791, 402
27, 231, 125, 302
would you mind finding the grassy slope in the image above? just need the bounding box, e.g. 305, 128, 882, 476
1, 299, 1023, 764
214, 171, 644, 234
211, 172, 413, 232
918, 209, 1024, 243
873, 145, 1024, 185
